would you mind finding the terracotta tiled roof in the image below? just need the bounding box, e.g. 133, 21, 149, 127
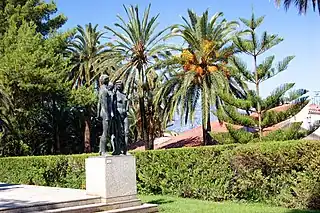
250, 104, 291, 118
131, 121, 243, 151
130, 104, 297, 151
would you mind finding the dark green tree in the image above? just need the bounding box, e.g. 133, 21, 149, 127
215, 13, 308, 143
0, 0, 67, 36
0, 21, 72, 156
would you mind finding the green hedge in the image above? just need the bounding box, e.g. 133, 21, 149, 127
1, 140, 320, 209
0, 154, 97, 189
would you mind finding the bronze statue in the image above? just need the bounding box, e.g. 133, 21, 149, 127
97, 76, 129, 156
113, 80, 129, 155
97, 75, 114, 156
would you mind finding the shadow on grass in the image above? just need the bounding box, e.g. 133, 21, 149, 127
147, 198, 174, 205
286, 209, 320, 213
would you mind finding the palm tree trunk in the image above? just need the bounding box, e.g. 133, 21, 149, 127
84, 115, 91, 153
148, 103, 155, 149
202, 108, 212, 146
139, 96, 150, 150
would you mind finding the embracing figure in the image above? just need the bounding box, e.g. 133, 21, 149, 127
97, 75, 129, 155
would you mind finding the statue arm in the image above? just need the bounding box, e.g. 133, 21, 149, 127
108, 92, 114, 118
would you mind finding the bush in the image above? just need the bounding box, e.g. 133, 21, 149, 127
1, 140, 320, 209
0, 154, 97, 189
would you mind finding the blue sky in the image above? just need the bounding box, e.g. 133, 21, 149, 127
54, 0, 319, 98
53, 0, 319, 131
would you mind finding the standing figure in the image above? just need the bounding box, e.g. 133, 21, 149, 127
97, 75, 115, 155
113, 80, 129, 155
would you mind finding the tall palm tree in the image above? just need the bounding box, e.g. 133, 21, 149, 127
68, 23, 107, 153
105, 4, 171, 150
68, 23, 107, 88
155, 10, 239, 145
274, 0, 320, 14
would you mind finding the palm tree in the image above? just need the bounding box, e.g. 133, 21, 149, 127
155, 10, 238, 145
68, 23, 107, 153
68, 23, 107, 88
274, 0, 320, 14
105, 4, 171, 150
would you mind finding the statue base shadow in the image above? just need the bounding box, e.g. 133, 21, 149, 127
85, 155, 158, 212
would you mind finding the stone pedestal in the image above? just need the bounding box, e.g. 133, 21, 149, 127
85, 155, 138, 203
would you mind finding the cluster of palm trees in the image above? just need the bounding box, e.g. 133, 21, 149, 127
67, 0, 316, 150
68, 5, 173, 150
68, 5, 240, 148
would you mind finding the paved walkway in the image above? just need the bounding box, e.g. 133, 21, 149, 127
0, 183, 99, 211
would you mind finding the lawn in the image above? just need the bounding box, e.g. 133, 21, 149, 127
139, 195, 320, 213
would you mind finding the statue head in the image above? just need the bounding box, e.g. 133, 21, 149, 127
99, 74, 109, 86
107, 82, 114, 90
115, 80, 124, 92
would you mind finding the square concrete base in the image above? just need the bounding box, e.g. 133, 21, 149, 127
85, 155, 138, 203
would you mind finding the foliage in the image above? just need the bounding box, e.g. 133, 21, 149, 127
215, 12, 308, 143
2, 140, 320, 210
67, 23, 112, 153
0, 20, 77, 156
0, 0, 67, 36
274, 0, 320, 15
155, 10, 239, 146
211, 122, 312, 145
137, 140, 320, 210
68, 23, 111, 88
0, 153, 96, 188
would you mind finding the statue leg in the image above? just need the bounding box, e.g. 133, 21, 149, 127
122, 116, 129, 155
110, 118, 118, 155
111, 133, 116, 155
112, 117, 123, 155
99, 120, 108, 156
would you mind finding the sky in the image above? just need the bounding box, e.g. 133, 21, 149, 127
53, 0, 320, 131
54, 0, 320, 97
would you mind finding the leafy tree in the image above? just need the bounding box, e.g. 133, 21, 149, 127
155, 10, 238, 145
0, 21, 72, 156
215, 12, 308, 143
105, 4, 171, 150
274, 0, 320, 15
0, 0, 67, 36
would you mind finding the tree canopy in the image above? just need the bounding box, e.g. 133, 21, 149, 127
0, 2, 312, 156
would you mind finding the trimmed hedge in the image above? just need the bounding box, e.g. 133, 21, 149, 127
1, 140, 320, 209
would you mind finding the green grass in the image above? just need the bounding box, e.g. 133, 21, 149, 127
139, 195, 320, 213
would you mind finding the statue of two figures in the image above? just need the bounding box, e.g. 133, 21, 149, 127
97, 75, 129, 156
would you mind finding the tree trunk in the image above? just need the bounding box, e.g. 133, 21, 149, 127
139, 97, 150, 150
55, 124, 60, 154
202, 108, 212, 146
84, 116, 91, 153
254, 55, 262, 139
52, 98, 60, 154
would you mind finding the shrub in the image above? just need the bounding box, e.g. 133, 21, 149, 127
0, 154, 97, 189
1, 140, 320, 209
